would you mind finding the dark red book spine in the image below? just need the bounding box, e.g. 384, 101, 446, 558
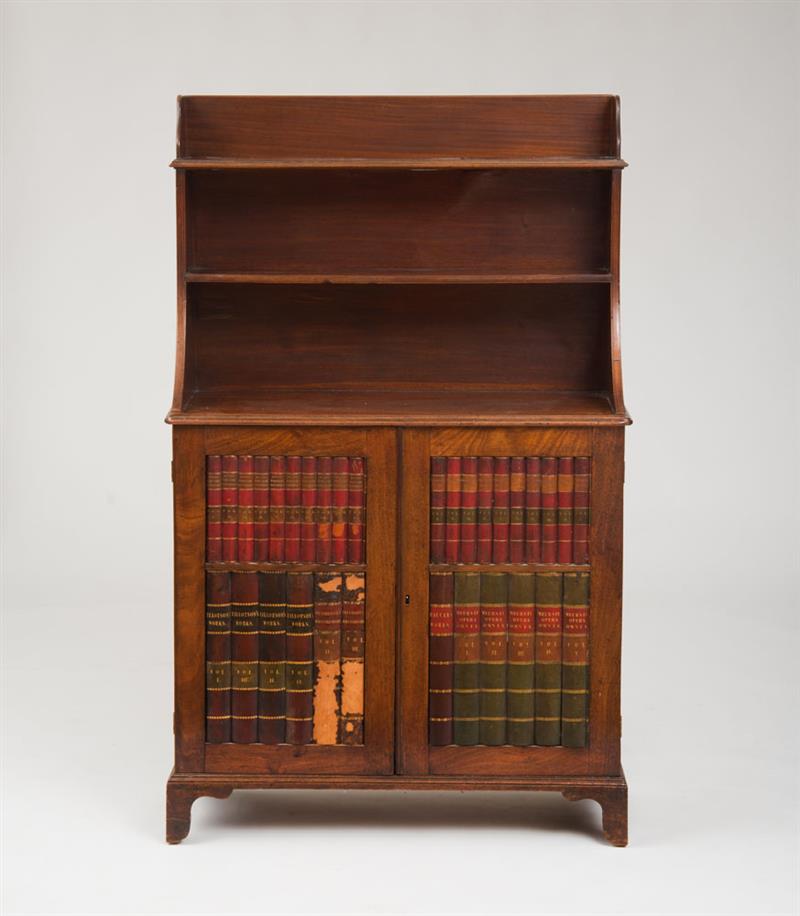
428, 572, 455, 745
316, 456, 333, 563
460, 457, 478, 563
540, 457, 558, 564
237, 455, 255, 562
221, 455, 238, 562
258, 570, 286, 744
230, 571, 259, 743
347, 457, 365, 563
268, 456, 286, 561
524, 457, 542, 563
477, 457, 493, 563
445, 457, 461, 564
206, 455, 223, 562
332, 456, 348, 563
253, 456, 270, 562
509, 457, 525, 563
205, 571, 231, 743
285, 571, 314, 744
430, 457, 446, 563
492, 457, 510, 563
557, 457, 574, 564
284, 456, 302, 562
573, 457, 591, 563
300, 456, 317, 562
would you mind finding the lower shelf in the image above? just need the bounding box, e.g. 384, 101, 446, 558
165, 769, 628, 846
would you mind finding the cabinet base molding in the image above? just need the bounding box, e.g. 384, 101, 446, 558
166, 769, 627, 846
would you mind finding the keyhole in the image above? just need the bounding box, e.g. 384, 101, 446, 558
404, 594, 411, 605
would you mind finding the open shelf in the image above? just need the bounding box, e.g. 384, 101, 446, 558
185, 270, 613, 285
174, 156, 627, 170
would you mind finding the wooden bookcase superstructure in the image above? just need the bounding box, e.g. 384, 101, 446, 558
166, 96, 630, 845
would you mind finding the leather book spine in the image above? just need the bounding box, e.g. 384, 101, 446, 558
230, 571, 260, 743
237, 455, 255, 563
506, 572, 535, 746
445, 457, 461, 564
509, 457, 525, 563
460, 456, 478, 563
535, 572, 563, 745
430, 457, 446, 563
332, 456, 349, 563
477, 457, 493, 563
540, 457, 558, 564
557, 457, 574, 564
347, 457, 365, 564
300, 456, 317, 562
524, 456, 541, 563
205, 571, 231, 743
428, 571, 455, 745
561, 571, 590, 747
492, 457, 510, 564
573, 457, 591, 564
253, 456, 270, 562
221, 454, 238, 562
285, 571, 314, 744
453, 572, 481, 745
479, 572, 507, 746
258, 570, 287, 744
312, 572, 342, 745
206, 455, 223, 562
284, 456, 302, 562
268, 455, 286, 562
339, 573, 366, 744
316, 456, 333, 563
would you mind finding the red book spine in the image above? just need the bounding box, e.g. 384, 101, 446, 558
557, 457, 575, 564
430, 457, 446, 563
237, 455, 254, 562
460, 457, 478, 563
524, 457, 541, 563
445, 457, 461, 564
347, 457, 365, 564
284, 456, 302, 562
230, 572, 259, 743
205, 571, 231, 743
540, 457, 558, 564
300, 456, 317, 562
316, 456, 333, 563
573, 457, 591, 564
477, 457, 493, 563
268, 456, 286, 562
509, 457, 525, 563
253, 456, 270, 562
332, 457, 348, 563
221, 455, 238, 562
206, 455, 222, 562
492, 457, 510, 563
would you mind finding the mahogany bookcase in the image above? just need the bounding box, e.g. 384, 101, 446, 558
166, 96, 630, 845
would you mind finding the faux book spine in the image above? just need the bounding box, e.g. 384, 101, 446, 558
206, 455, 223, 562
479, 573, 507, 745
205, 571, 231, 742
428, 571, 454, 745
285, 571, 314, 744
312, 572, 342, 745
230, 571, 259, 743
561, 571, 590, 747
348, 458, 365, 564
284, 456, 302, 562
453, 572, 481, 745
557, 457, 574, 564
445, 457, 461, 564
258, 571, 286, 744
506, 573, 535, 746
339, 573, 366, 744
268, 456, 286, 562
573, 457, 591, 563
300, 456, 317, 562
221, 455, 238, 562
430, 457, 446, 563
237, 455, 255, 562
460, 457, 478, 563
253, 456, 270, 562
534, 572, 562, 746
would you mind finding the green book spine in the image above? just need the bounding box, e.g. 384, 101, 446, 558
453, 572, 481, 745
479, 572, 507, 746
506, 573, 535, 746
535, 572, 563, 746
561, 572, 590, 747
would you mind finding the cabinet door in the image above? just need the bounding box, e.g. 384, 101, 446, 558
398, 428, 623, 777
173, 427, 396, 775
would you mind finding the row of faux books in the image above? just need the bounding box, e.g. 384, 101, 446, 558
429, 570, 589, 747
206, 455, 366, 564
205, 570, 365, 746
431, 456, 590, 565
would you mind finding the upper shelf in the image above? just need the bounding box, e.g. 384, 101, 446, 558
172, 156, 627, 170
185, 270, 613, 285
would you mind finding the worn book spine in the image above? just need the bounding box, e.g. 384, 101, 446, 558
258, 570, 286, 744
535, 572, 563, 746
284, 456, 302, 562
206, 455, 223, 562
339, 572, 366, 744
509, 457, 525, 563
221, 454, 238, 562
557, 457, 574, 564
230, 571, 260, 743
285, 571, 314, 744
477, 457, 494, 563
237, 455, 255, 563
268, 455, 286, 562
253, 456, 270, 562
300, 456, 317, 562
453, 572, 481, 745
479, 572, 507, 746
561, 571, 590, 747
316, 456, 333, 564
312, 572, 342, 745
205, 571, 231, 743
428, 571, 455, 745
492, 457, 510, 563
540, 457, 558, 564
348, 457, 365, 563
430, 457, 446, 563
445, 457, 461, 564
332, 456, 349, 563
506, 572, 535, 746
573, 457, 591, 564
524, 456, 541, 563
460, 456, 478, 563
